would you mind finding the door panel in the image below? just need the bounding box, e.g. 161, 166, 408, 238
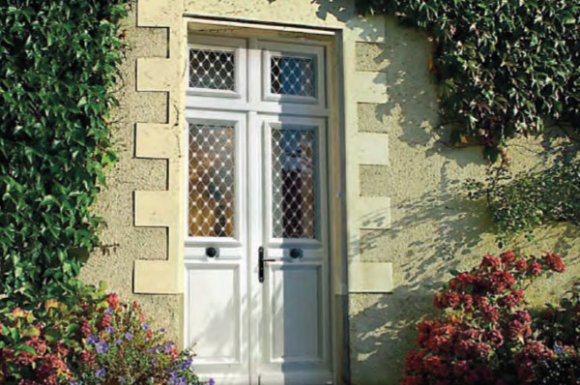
185, 264, 242, 363
269, 264, 323, 362
256, 116, 332, 385
184, 110, 249, 384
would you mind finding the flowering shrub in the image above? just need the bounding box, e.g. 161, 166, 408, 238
531, 284, 579, 385
0, 282, 204, 385
535, 283, 579, 351
401, 251, 577, 385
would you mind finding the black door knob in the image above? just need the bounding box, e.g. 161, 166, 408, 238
206, 247, 218, 258
289, 248, 302, 259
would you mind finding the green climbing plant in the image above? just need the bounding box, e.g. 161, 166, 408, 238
357, 0, 579, 160
464, 158, 580, 245
0, 0, 128, 297
356, 0, 579, 240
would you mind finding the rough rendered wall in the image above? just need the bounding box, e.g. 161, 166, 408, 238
83, 1, 579, 384
351, 17, 579, 385
80, 5, 182, 342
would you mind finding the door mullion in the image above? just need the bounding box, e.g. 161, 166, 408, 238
247, 35, 263, 385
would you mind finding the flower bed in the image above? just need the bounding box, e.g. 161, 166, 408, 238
401, 251, 578, 385
0, 283, 204, 385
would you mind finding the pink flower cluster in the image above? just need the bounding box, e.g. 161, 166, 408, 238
400, 251, 571, 385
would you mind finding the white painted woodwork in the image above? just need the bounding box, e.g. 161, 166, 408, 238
185, 35, 333, 385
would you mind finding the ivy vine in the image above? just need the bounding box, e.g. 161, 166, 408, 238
465, 158, 580, 245
357, 0, 579, 160
0, 1, 128, 297
356, 0, 579, 240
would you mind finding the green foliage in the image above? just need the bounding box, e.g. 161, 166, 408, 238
357, 0, 579, 156
532, 284, 580, 385
0, 281, 203, 384
535, 282, 579, 351
0, 1, 128, 296
464, 159, 580, 243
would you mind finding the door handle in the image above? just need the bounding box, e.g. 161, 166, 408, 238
258, 246, 276, 283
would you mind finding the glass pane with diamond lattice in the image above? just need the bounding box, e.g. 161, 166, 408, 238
271, 126, 318, 239
270, 55, 315, 97
189, 49, 235, 91
189, 123, 235, 238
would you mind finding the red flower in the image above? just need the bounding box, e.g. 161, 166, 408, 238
487, 329, 504, 347
528, 261, 542, 276
498, 289, 523, 308
25, 337, 48, 355
400, 377, 425, 385
403, 251, 569, 385
452, 360, 469, 377
443, 292, 461, 309
449, 273, 476, 289
480, 255, 501, 270
80, 350, 95, 364
515, 341, 554, 383
461, 294, 473, 309
515, 310, 532, 323
500, 250, 517, 266
543, 252, 565, 273
16, 352, 36, 365
106, 293, 120, 309
97, 314, 112, 330
80, 320, 92, 337
514, 258, 528, 271
405, 350, 426, 373
479, 303, 499, 323
489, 271, 516, 293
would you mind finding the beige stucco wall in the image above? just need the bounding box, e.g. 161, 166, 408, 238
350, 17, 579, 385
80, 4, 183, 342
82, 1, 579, 384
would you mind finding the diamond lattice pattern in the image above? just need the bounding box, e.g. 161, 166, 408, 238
189, 49, 235, 91
270, 55, 315, 97
189, 123, 235, 238
271, 126, 318, 239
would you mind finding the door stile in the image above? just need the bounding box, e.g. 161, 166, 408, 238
247, 35, 263, 385
248, 109, 263, 385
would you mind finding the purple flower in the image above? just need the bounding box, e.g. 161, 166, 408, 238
96, 340, 108, 354
208, 378, 215, 385
124, 332, 133, 341
164, 342, 175, 354
159, 327, 166, 333
86, 335, 99, 346
141, 322, 150, 331
178, 356, 193, 370
95, 368, 106, 378
151, 357, 158, 364
116, 338, 123, 346
119, 377, 126, 384
554, 343, 564, 354
105, 325, 114, 334
105, 307, 113, 315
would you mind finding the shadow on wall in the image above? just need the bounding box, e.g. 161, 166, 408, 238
347, 176, 491, 385
308, 1, 580, 384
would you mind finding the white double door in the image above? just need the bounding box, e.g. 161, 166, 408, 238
185, 110, 332, 385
